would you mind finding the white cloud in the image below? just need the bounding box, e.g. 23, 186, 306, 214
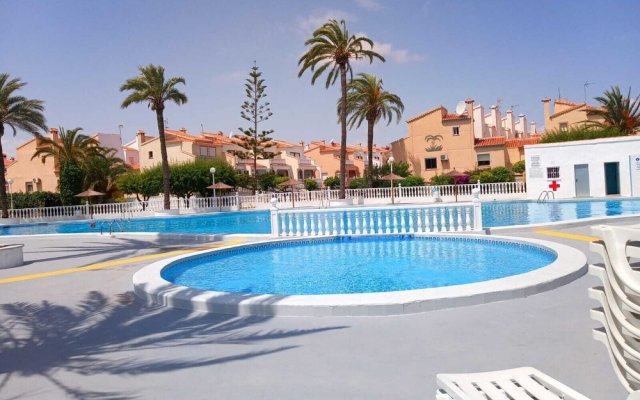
358, 36, 425, 64
212, 70, 247, 83
355, 0, 383, 11
296, 9, 354, 36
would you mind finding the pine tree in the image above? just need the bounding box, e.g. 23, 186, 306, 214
236, 62, 276, 194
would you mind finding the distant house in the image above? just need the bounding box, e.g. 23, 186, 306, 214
541, 98, 605, 132
390, 99, 538, 180
304, 140, 363, 181
6, 128, 125, 193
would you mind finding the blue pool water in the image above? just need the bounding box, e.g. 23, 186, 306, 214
3, 198, 640, 236
161, 236, 557, 295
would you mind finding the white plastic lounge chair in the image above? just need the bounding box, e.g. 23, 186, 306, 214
435, 367, 591, 399
592, 226, 640, 297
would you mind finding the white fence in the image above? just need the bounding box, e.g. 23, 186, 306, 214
270, 201, 483, 237
5, 182, 523, 223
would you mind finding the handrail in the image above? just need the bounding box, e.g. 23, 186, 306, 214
537, 190, 555, 203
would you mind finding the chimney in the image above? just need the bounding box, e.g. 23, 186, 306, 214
299, 140, 304, 147
518, 114, 528, 137
530, 121, 537, 135
136, 129, 146, 148
505, 110, 516, 139
465, 98, 475, 147
473, 104, 485, 139
542, 98, 551, 132
321, 139, 326, 145
49, 127, 59, 141
180, 127, 187, 134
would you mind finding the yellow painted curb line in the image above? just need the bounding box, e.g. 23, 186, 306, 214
0, 239, 246, 285
535, 229, 598, 242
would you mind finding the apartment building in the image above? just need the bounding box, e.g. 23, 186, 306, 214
390, 99, 538, 180
541, 98, 605, 132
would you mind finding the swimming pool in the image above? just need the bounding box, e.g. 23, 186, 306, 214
3, 198, 640, 236
133, 234, 587, 316
162, 235, 557, 295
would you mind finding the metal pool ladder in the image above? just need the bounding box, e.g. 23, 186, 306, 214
92, 219, 126, 235
537, 190, 555, 203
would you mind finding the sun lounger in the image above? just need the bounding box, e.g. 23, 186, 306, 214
435, 367, 591, 399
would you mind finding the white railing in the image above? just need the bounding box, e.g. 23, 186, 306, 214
270, 200, 483, 237
4, 181, 520, 223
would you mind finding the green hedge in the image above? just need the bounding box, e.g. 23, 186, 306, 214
540, 126, 628, 143
11, 191, 62, 209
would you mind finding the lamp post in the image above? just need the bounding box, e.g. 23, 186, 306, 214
6, 178, 13, 209
210, 167, 216, 203
388, 156, 395, 205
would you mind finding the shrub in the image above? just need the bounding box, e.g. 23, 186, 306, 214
349, 177, 368, 189
430, 175, 454, 185
257, 171, 278, 191
478, 170, 496, 183
540, 126, 627, 143
512, 160, 525, 174
490, 166, 515, 182
324, 176, 340, 189
304, 179, 319, 191
400, 175, 425, 187
59, 161, 85, 205
11, 191, 62, 209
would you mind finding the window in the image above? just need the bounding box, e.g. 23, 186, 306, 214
547, 167, 560, 179
199, 146, 208, 156
425, 157, 437, 169
26, 182, 33, 193
148, 151, 154, 159
290, 152, 300, 158
559, 123, 569, 132
477, 153, 491, 167
452, 126, 460, 136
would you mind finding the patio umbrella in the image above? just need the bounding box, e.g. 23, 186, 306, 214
279, 179, 301, 208
380, 173, 403, 204
206, 182, 234, 190
442, 169, 469, 202
207, 182, 234, 209
75, 189, 105, 219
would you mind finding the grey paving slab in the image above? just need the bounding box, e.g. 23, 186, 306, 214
0, 223, 633, 400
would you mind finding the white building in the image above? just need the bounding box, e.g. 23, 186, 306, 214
524, 136, 640, 199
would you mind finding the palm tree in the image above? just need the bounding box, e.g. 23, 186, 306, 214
31, 127, 100, 165
343, 73, 403, 187
298, 19, 384, 198
588, 86, 640, 134
84, 147, 130, 199
120, 64, 187, 210
0, 73, 47, 218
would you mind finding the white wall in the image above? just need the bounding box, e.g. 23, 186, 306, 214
525, 136, 640, 199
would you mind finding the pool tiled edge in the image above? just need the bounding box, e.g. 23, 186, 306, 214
132, 234, 587, 317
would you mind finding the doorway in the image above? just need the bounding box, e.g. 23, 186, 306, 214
574, 164, 590, 197
604, 162, 621, 195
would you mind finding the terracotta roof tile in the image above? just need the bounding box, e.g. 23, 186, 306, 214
443, 113, 468, 120
474, 137, 506, 147
506, 137, 540, 148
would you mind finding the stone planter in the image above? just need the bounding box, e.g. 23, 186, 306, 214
0, 244, 24, 269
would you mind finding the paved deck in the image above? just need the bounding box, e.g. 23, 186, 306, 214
0, 220, 636, 400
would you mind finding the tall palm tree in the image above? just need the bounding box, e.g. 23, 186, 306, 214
31, 127, 100, 165
588, 86, 640, 134
0, 73, 47, 218
343, 73, 403, 187
120, 64, 187, 210
298, 19, 384, 198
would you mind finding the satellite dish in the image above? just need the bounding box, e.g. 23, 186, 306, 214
455, 101, 466, 115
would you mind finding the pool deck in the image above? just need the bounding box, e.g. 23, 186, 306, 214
0, 219, 635, 399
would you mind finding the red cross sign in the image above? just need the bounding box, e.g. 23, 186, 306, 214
548, 180, 560, 191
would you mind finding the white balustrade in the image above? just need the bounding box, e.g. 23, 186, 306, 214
270, 202, 482, 237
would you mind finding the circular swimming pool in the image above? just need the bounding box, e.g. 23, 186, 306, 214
133, 234, 587, 316
161, 236, 556, 295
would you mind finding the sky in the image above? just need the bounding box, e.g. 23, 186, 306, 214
2, 0, 640, 156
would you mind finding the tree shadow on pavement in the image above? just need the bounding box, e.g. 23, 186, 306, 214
0, 291, 347, 399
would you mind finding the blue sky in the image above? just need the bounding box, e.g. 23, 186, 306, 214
3, 0, 639, 156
